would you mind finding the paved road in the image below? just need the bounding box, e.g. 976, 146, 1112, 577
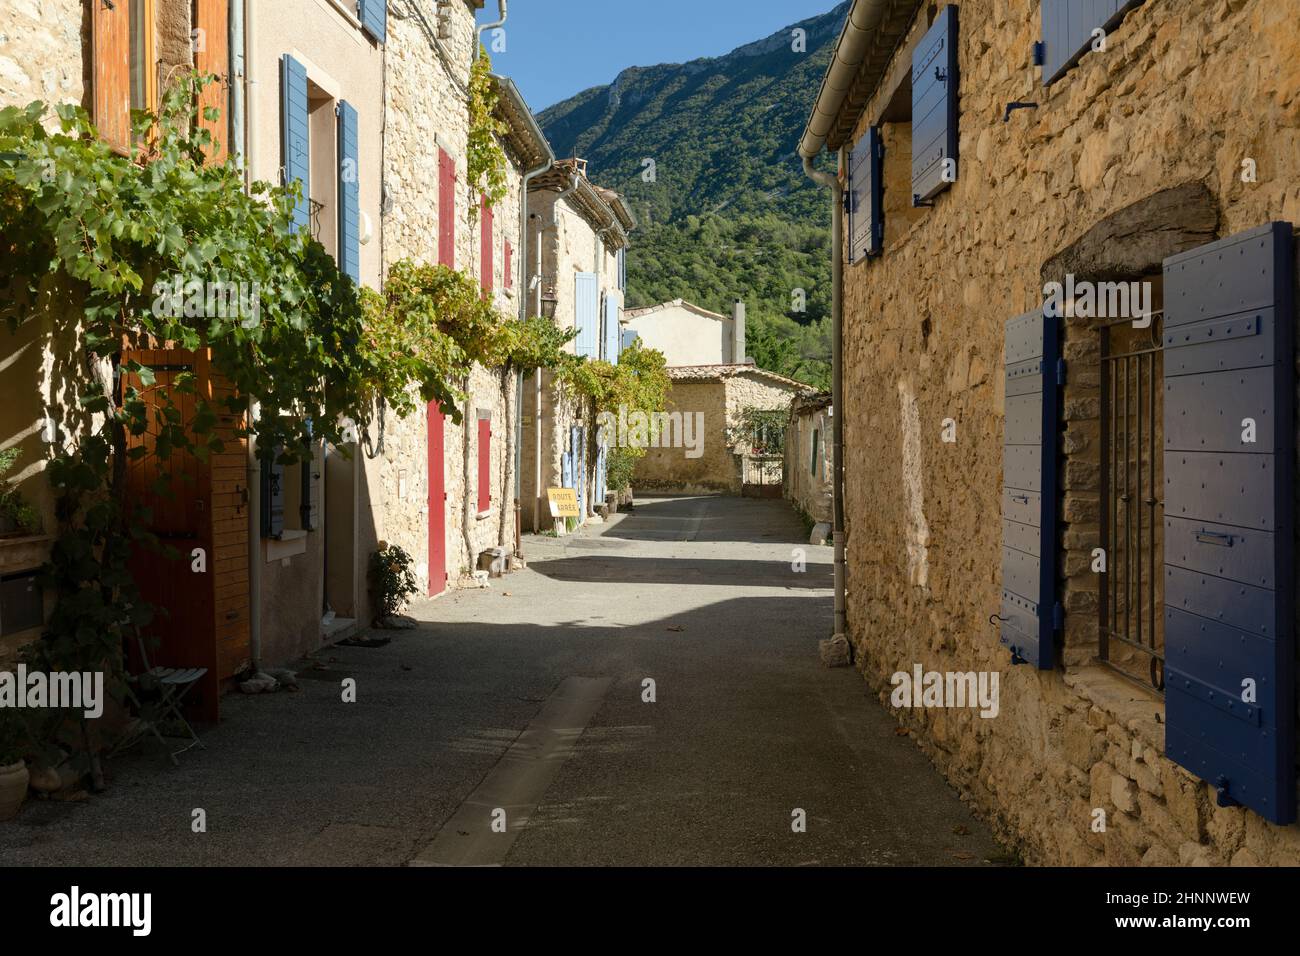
0, 495, 1003, 866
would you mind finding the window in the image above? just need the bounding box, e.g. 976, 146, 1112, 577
438, 148, 456, 268
504, 239, 513, 290
357, 0, 388, 43
93, 0, 155, 155
911, 4, 959, 207
480, 196, 494, 295
575, 273, 599, 358
811, 429, 820, 476
847, 127, 883, 262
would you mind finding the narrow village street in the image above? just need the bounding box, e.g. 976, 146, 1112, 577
0, 496, 1000, 867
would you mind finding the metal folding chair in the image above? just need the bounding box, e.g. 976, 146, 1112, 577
114, 626, 208, 766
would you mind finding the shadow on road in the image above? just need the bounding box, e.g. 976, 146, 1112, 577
529, 554, 832, 589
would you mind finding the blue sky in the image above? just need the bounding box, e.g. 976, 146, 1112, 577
475, 1, 842, 112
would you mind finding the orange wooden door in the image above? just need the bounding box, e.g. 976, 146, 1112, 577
121, 347, 220, 721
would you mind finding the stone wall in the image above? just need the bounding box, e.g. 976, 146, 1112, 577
785, 398, 833, 524
838, 0, 1300, 865
0, 0, 85, 113
636, 372, 803, 494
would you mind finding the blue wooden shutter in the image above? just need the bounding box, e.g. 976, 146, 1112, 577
1162, 222, 1295, 824
621, 329, 639, 353
911, 4, 958, 207
280, 54, 310, 234
337, 100, 360, 283
1041, 0, 1142, 85
618, 248, 627, 291
575, 273, 599, 358
848, 126, 884, 262
1000, 309, 1061, 669
357, 0, 387, 43
605, 296, 621, 364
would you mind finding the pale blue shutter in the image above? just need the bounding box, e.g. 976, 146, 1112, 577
1162, 221, 1295, 824
575, 273, 599, 359
1000, 309, 1061, 669
357, 0, 387, 43
621, 329, 639, 353
280, 54, 310, 234
337, 100, 360, 283
911, 4, 959, 207
605, 297, 621, 364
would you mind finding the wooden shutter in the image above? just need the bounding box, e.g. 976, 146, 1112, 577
621, 329, 640, 353
848, 126, 884, 262
280, 55, 310, 234
194, 0, 230, 164
911, 4, 959, 207
357, 0, 387, 43
1000, 309, 1061, 669
477, 417, 492, 514
575, 273, 599, 358
337, 100, 361, 282
480, 196, 494, 294
260, 446, 285, 539
1162, 222, 1295, 824
1041, 0, 1144, 85
438, 148, 456, 268
605, 296, 621, 364
92, 0, 132, 155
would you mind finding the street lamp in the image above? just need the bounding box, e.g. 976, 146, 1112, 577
540, 288, 559, 320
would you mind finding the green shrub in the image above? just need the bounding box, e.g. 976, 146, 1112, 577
368, 544, 418, 621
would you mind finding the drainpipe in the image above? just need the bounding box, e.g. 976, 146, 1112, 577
243, 0, 262, 670
802, 153, 847, 650
229, 0, 245, 170
242, 0, 258, 191
475, 0, 507, 61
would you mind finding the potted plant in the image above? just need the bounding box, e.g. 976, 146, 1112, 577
0, 709, 30, 821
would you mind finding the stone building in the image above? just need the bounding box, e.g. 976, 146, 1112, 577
0, 0, 246, 720
519, 160, 634, 531
784, 393, 834, 526
802, 0, 1300, 864
634, 365, 811, 496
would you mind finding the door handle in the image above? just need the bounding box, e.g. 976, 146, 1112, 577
1195, 530, 1234, 547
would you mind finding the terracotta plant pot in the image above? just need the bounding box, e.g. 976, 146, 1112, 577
0, 761, 30, 821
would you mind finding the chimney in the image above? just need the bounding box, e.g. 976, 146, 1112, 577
733, 300, 747, 364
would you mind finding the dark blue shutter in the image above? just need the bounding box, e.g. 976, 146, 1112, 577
911, 4, 958, 207
1041, 0, 1142, 86
261, 446, 285, 539
1001, 309, 1061, 669
1162, 222, 1295, 824
280, 54, 310, 234
357, 0, 387, 43
337, 100, 360, 283
848, 126, 883, 262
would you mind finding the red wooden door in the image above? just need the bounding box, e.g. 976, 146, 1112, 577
427, 401, 446, 596
122, 348, 220, 721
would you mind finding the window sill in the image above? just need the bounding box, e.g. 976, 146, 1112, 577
1063, 664, 1165, 757
266, 530, 309, 563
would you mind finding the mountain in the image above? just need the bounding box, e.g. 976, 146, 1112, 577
537, 3, 848, 388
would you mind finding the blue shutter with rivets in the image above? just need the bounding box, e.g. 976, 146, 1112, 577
357, 0, 387, 43
337, 100, 360, 283
575, 273, 599, 359
1162, 221, 1295, 824
1001, 309, 1061, 669
911, 4, 958, 207
280, 54, 310, 234
848, 126, 883, 262
1041, 0, 1143, 86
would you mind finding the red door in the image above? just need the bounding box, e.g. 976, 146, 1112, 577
427, 401, 446, 596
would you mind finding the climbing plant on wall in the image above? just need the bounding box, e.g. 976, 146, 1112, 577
467, 48, 509, 219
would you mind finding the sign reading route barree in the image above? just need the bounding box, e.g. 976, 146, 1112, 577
547, 488, 580, 519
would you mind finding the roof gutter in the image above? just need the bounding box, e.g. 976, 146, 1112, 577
798, 0, 895, 159
475, 0, 507, 61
